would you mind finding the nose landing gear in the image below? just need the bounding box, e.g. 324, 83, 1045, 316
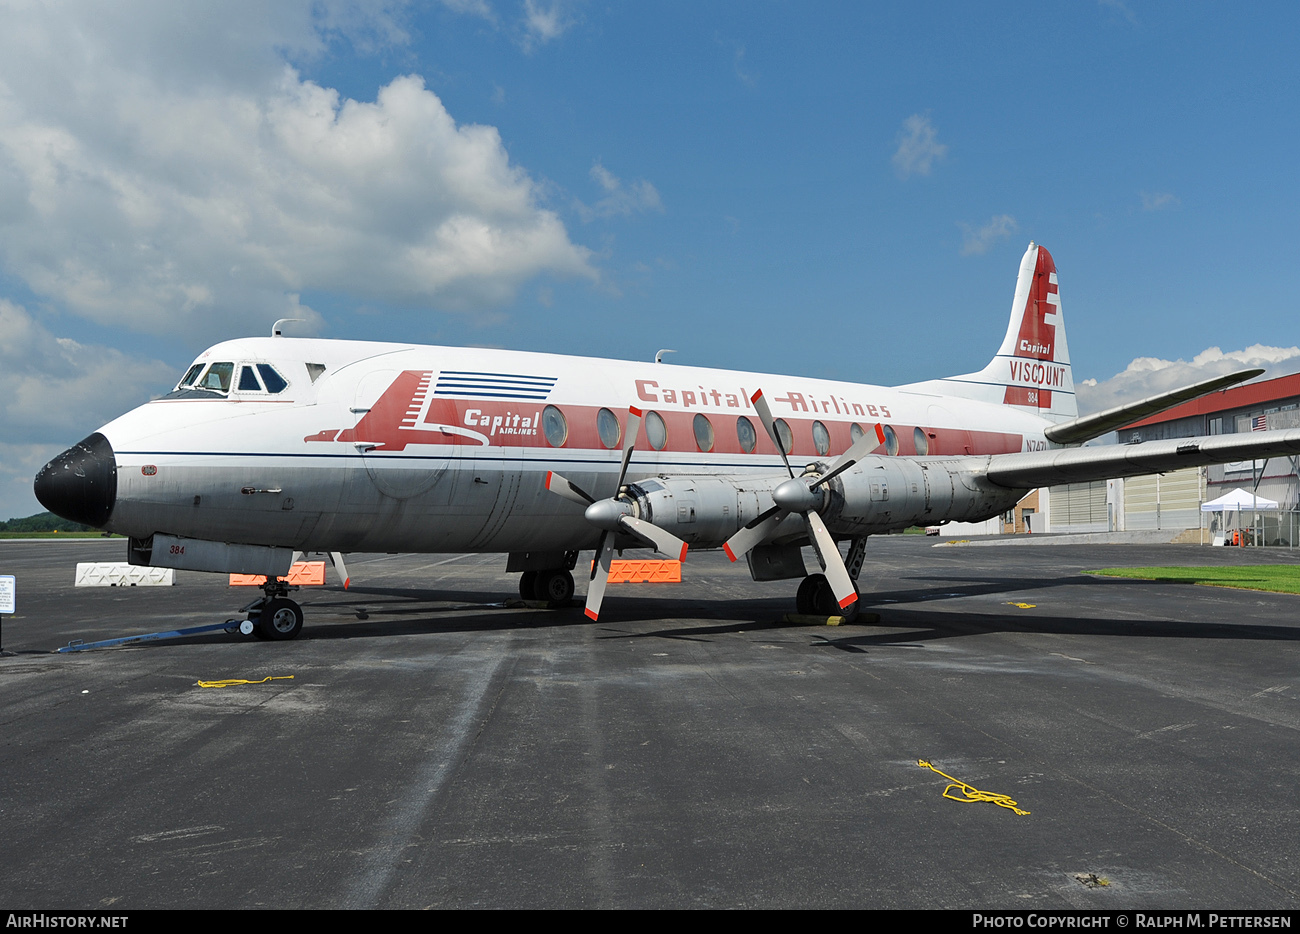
246, 577, 304, 640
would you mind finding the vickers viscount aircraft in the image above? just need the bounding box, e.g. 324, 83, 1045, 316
34, 242, 1300, 639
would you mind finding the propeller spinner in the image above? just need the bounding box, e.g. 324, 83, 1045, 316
545, 406, 689, 620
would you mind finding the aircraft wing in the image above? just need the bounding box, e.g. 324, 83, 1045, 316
980, 429, 1300, 490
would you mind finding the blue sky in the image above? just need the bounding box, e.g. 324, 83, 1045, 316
1, 1, 1298, 519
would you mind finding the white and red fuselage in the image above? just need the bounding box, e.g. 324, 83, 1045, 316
91, 338, 1054, 556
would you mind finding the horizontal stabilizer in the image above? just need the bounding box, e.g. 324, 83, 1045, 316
983, 428, 1300, 490
1043, 368, 1264, 445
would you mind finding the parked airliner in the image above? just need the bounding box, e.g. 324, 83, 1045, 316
34, 243, 1300, 639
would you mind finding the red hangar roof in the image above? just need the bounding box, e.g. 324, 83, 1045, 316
1126, 372, 1300, 429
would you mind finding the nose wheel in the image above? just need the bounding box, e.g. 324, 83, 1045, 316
245, 578, 305, 640
255, 597, 304, 640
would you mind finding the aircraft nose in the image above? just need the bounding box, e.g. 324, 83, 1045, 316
34, 432, 118, 528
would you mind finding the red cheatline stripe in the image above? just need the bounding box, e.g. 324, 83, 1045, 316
838, 593, 858, 609
723, 543, 736, 562
584, 607, 599, 620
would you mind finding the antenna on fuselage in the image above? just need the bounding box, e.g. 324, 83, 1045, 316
272, 318, 306, 337
654, 349, 677, 364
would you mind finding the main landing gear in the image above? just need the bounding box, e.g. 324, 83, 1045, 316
794, 536, 868, 621
518, 568, 576, 607
245, 577, 304, 640
514, 550, 580, 609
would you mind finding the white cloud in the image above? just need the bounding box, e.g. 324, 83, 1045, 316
1077, 344, 1300, 414
958, 214, 1018, 256
892, 113, 947, 179
0, 1, 595, 343
520, 0, 575, 51
1140, 190, 1180, 211
575, 162, 663, 221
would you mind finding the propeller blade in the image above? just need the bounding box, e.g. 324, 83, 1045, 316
615, 406, 643, 489
804, 510, 859, 609
721, 504, 785, 562
617, 515, 689, 562
750, 390, 794, 479
584, 530, 615, 620
811, 423, 887, 489
546, 471, 597, 506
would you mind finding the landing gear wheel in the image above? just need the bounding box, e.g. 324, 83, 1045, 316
519, 571, 538, 601
796, 574, 823, 615
533, 569, 575, 607
795, 573, 860, 620
257, 597, 304, 641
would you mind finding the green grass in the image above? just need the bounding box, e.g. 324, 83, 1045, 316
1087, 565, 1300, 595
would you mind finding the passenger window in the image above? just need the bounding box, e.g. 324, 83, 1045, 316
238, 366, 263, 392
200, 363, 234, 393
736, 416, 757, 454
914, 427, 930, 456
812, 420, 830, 456
178, 364, 204, 388
597, 407, 621, 450
257, 364, 288, 394
693, 414, 715, 453
883, 425, 899, 456
645, 411, 668, 451
542, 405, 568, 447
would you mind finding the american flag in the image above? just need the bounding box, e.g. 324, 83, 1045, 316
1251, 414, 1268, 431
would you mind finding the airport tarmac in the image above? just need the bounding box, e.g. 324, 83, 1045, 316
2, 535, 1300, 910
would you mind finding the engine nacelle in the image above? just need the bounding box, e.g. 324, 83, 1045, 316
624, 456, 1023, 549
828, 455, 1022, 533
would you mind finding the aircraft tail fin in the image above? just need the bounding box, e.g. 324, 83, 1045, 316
906, 241, 1077, 424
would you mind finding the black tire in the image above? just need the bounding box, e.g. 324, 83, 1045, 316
796, 574, 823, 615
257, 597, 303, 641
533, 569, 575, 607
519, 571, 538, 601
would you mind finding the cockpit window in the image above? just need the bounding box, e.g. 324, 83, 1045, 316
257, 364, 288, 394
238, 366, 263, 392
199, 362, 234, 393
178, 363, 204, 388
305, 363, 326, 383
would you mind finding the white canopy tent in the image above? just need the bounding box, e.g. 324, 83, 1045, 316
1201, 487, 1279, 546
1200, 488, 1279, 512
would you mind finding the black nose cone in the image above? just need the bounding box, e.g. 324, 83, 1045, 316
34, 432, 118, 528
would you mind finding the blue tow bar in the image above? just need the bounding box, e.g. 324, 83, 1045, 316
58, 619, 253, 653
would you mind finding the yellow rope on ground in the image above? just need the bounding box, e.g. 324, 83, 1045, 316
917, 759, 1029, 815
1007, 602, 1036, 608
197, 675, 295, 689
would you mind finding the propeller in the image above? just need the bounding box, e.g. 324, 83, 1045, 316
722, 389, 885, 610
545, 406, 689, 620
